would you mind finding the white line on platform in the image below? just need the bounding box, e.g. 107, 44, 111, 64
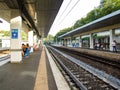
45, 47, 70, 90
0, 59, 10, 66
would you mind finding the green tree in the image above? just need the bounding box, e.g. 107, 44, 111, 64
21, 31, 28, 41
55, 0, 120, 37
44, 34, 54, 44
54, 27, 73, 41
0, 30, 10, 37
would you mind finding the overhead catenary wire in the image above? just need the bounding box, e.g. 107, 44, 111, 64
49, 0, 81, 36
49, 0, 73, 32
58, 0, 81, 25
57, 0, 73, 21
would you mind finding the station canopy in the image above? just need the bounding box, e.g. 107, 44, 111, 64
59, 10, 120, 38
0, 0, 63, 37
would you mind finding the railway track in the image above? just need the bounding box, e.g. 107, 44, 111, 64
0, 54, 10, 62
53, 46, 120, 80
0, 48, 10, 65
54, 46, 120, 69
0, 54, 10, 66
47, 46, 120, 90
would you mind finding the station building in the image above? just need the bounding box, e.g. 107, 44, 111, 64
59, 10, 120, 51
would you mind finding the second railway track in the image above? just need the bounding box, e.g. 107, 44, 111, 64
47, 46, 120, 90
53, 46, 120, 80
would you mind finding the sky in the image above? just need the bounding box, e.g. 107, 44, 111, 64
49, 0, 101, 36
0, 18, 10, 31
0, 0, 100, 35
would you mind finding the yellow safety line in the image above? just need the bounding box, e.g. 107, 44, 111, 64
34, 47, 48, 90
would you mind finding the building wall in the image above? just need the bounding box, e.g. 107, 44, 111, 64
2, 39, 10, 47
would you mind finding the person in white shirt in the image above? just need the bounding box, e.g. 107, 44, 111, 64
112, 40, 117, 52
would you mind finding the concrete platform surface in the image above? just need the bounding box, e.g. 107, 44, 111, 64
0, 50, 41, 90
0, 47, 69, 90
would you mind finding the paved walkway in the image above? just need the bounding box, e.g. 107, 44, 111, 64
0, 49, 41, 90
34, 48, 48, 90
0, 47, 70, 90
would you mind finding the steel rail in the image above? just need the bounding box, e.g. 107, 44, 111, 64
0, 54, 10, 62
48, 47, 87, 90
48, 46, 120, 90
54, 46, 120, 69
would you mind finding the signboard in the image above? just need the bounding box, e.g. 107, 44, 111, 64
11, 29, 18, 39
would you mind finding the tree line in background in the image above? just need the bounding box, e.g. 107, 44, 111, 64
52, 0, 120, 41
0, 30, 10, 37
0, 30, 28, 41
44, 34, 54, 44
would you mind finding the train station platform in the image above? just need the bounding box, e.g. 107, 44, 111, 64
72, 47, 120, 61
0, 46, 70, 90
53, 45, 120, 61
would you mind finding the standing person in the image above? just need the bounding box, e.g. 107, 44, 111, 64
98, 39, 101, 49
22, 44, 27, 57
22, 44, 25, 57
101, 42, 105, 50
72, 40, 75, 47
26, 43, 30, 54
112, 40, 117, 52
94, 43, 97, 49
